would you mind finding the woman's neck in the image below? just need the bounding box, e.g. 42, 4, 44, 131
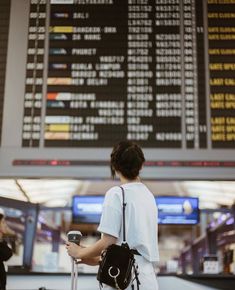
119, 175, 140, 184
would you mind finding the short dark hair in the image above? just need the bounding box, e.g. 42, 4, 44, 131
110, 141, 145, 180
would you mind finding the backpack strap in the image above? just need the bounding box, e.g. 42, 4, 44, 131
133, 263, 141, 290
120, 186, 141, 290
120, 186, 127, 243
119, 186, 141, 256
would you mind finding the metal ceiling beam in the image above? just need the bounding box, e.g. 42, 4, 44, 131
15, 179, 31, 202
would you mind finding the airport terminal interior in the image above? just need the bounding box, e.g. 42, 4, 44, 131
1, 0, 235, 290
1, 180, 235, 290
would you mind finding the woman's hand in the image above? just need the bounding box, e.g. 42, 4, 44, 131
65, 243, 98, 263
66, 233, 117, 260
66, 242, 84, 259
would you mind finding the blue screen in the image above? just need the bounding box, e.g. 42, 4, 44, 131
156, 196, 199, 225
72, 195, 104, 224
72, 195, 199, 225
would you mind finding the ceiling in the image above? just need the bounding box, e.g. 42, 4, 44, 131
0, 179, 235, 209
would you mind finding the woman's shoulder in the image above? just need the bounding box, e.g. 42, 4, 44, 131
103, 186, 122, 210
106, 185, 122, 196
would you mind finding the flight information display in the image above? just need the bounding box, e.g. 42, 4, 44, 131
0, 0, 11, 145
72, 195, 199, 225
156, 196, 199, 225
0, 0, 235, 179
72, 195, 104, 224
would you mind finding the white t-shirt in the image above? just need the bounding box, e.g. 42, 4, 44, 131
97, 182, 159, 262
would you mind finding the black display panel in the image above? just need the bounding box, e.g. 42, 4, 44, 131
0, 0, 11, 145
0, 0, 235, 179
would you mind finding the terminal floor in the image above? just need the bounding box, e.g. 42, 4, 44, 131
8, 275, 226, 290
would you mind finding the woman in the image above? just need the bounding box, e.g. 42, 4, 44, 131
66, 141, 159, 289
0, 209, 14, 290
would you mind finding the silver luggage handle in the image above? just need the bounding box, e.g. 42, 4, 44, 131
67, 231, 82, 290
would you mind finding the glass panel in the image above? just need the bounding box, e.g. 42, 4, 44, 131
1, 207, 25, 270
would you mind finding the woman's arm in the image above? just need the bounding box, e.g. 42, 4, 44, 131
66, 233, 117, 260
79, 256, 100, 266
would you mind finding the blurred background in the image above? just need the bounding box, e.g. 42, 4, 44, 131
1, 179, 235, 276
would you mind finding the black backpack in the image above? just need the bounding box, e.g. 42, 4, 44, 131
97, 187, 140, 290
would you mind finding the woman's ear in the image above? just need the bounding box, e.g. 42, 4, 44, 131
116, 171, 125, 180
115, 171, 120, 178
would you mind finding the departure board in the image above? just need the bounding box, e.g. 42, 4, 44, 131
0, 0, 11, 145
0, 0, 235, 179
